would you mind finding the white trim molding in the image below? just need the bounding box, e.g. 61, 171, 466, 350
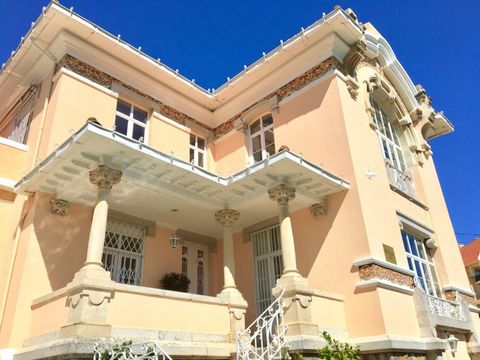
356, 279, 414, 295
0, 136, 28, 151
353, 256, 415, 277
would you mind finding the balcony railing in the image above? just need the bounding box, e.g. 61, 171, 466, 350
385, 160, 415, 198
425, 294, 465, 321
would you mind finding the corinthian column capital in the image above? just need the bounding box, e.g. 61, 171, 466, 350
89, 165, 122, 190
215, 209, 240, 226
268, 184, 295, 204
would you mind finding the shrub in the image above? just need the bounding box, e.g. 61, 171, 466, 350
159, 272, 190, 292
317, 331, 360, 360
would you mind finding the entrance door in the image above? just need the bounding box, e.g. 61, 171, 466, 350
181, 242, 208, 295
251, 225, 283, 315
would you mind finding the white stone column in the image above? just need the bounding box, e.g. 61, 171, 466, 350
215, 209, 240, 291
84, 165, 122, 269
268, 184, 299, 276
215, 209, 247, 342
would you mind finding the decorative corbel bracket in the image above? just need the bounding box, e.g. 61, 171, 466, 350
51, 198, 70, 215
310, 199, 327, 217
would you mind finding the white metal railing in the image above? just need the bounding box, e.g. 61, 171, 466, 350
425, 294, 465, 321
93, 341, 172, 360
237, 288, 287, 360
385, 160, 415, 198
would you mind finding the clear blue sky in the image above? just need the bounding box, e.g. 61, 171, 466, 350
1, 1, 479, 244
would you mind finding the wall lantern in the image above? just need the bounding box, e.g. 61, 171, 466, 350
446, 333, 458, 353
169, 233, 180, 249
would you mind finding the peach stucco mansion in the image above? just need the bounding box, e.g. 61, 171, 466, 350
0, 3, 478, 360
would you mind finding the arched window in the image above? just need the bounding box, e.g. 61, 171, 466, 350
248, 114, 275, 163
370, 99, 406, 171
370, 99, 415, 196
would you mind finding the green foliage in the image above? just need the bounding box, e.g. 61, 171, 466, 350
159, 272, 190, 292
317, 331, 360, 360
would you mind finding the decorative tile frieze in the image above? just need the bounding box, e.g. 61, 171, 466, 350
213, 57, 335, 138
55, 55, 213, 134
50, 198, 69, 215
56, 54, 335, 140
445, 290, 476, 306
359, 263, 414, 288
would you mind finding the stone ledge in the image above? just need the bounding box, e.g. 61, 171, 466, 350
356, 279, 414, 295
351, 335, 446, 353
353, 257, 415, 277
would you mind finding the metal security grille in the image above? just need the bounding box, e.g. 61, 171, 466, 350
251, 225, 283, 316
102, 219, 146, 285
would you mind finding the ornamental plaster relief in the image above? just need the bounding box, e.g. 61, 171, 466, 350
444, 290, 476, 306
50, 197, 69, 215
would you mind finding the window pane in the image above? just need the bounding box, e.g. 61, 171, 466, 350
417, 240, 427, 260
408, 234, 418, 257
262, 114, 273, 127
250, 119, 260, 134
381, 139, 390, 160
266, 144, 275, 156
116, 100, 131, 116
407, 257, 414, 271
133, 107, 147, 123
264, 130, 274, 146
402, 231, 410, 253
115, 116, 128, 135
190, 134, 196, 146
252, 135, 261, 152
198, 152, 204, 167
190, 148, 195, 164
132, 123, 145, 141
253, 151, 262, 162
197, 137, 205, 150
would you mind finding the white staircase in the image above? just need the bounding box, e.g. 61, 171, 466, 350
236, 288, 287, 360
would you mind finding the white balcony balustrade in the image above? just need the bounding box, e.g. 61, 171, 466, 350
385, 159, 415, 198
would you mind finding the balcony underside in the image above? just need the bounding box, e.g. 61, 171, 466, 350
15, 122, 349, 238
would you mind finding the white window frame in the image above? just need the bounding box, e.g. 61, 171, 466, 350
248, 113, 275, 163
402, 229, 440, 298
115, 99, 149, 143
189, 133, 207, 168
370, 99, 406, 172
102, 219, 146, 286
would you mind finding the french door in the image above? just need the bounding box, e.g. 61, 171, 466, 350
181, 242, 208, 295
251, 225, 283, 315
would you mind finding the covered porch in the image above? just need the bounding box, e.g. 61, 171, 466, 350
14, 122, 349, 357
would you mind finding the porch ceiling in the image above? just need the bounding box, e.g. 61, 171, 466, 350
16, 123, 349, 237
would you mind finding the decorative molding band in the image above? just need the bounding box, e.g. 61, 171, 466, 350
443, 284, 476, 298
213, 57, 336, 139
55, 54, 336, 141
55, 54, 213, 134
443, 285, 476, 306
353, 256, 416, 277
469, 305, 480, 314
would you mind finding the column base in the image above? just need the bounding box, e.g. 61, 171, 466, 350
273, 274, 319, 337
217, 288, 248, 343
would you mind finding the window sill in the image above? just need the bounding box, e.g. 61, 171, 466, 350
0, 136, 28, 151
390, 184, 429, 211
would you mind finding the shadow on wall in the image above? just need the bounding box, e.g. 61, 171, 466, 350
34, 192, 92, 291
292, 190, 349, 287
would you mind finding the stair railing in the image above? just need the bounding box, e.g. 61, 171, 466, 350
93, 341, 172, 360
237, 288, 287, 360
